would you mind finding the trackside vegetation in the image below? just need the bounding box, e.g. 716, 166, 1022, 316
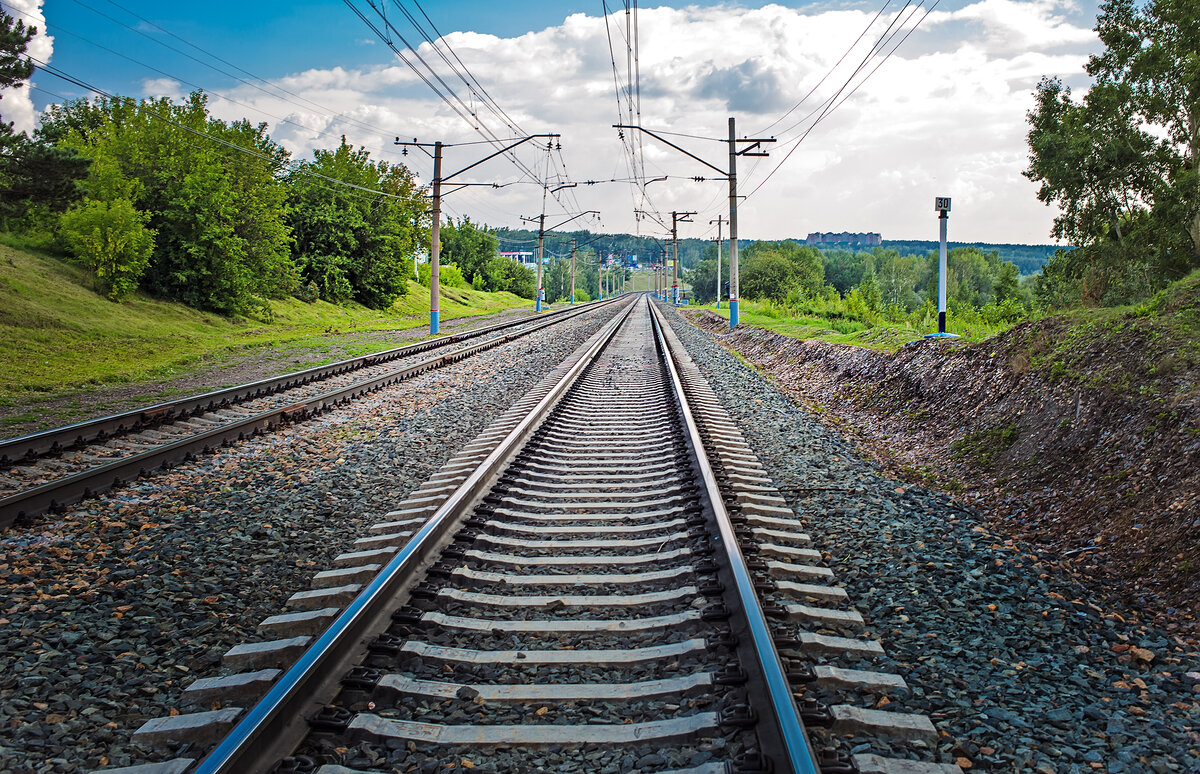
0, 239, 528, 399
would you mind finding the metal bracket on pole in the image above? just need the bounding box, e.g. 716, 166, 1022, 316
615, 122, 774, 328
670, 210, 696, 306
520, 209, 600, 312
395, 133, 563, 334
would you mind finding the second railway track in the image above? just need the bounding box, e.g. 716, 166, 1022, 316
118, 295, 956, 774
0, 298, 622, 528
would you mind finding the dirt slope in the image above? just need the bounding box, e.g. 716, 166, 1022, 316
686, 277, 1200, 635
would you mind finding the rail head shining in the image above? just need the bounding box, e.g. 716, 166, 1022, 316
648, 300, 820, 774
192, 298, 637, 774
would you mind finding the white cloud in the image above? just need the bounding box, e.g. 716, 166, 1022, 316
0, 0, 53, 135
203, 1, 1099, 244
142, 77, 185, 101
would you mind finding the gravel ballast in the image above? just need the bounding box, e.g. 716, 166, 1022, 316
660, 304, 1200, 774
0, 302, 622, 773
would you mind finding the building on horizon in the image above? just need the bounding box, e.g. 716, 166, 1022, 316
805, 232, 882, 247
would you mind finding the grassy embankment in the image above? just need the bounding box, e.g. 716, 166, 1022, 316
0, 241, 529, 404
698, 298, 1023, 352
699, 271, 1198, 403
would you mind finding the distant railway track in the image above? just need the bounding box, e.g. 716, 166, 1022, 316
119, 296, 954, 774
0, 299, 622, 529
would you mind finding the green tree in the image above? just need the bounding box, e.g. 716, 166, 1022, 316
876, 252, 923, 310
1025, 0, 1200, 304
740, 241, 823, 302
0, 10, 33, 94
740, 247, 798, 303
0, 10, 88, 228
286, 138, 425, 309
822, 249, 874, 294
46, 93, 297, 317
481, 256, 535, 298
685, 259, 719, 304
440, 217, 498, 283
0, 134, 90, 227
59, 197, 155, 300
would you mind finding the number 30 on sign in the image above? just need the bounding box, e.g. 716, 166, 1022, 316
935, 197, 952, 212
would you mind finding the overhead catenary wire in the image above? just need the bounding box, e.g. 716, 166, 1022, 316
348, 0, 588, 222
753, 0, 896, 136
28, 57, 425, 204
741, 0, 939, 203
5, 1, 414, 168
73, 0, 409, 152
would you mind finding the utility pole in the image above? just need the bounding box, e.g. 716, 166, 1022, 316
535, 213, 546, 311
615, 120, 773, 328
521, 209, 599, 312
430, 142, 443, 333
397, 133, 559, 333
570, 239, 577, 304
711, 215, 726, 309
670, 210, 695, 305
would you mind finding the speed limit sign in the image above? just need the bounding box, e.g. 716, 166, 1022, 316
935, 197, 952, 212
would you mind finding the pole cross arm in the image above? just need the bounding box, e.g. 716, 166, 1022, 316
735, 138, 776, 158
547, 210, 600, 232
441, 182, 513, 197
614, 124, 728, 178
442, 134, 560, 183
635, 209, 669, 231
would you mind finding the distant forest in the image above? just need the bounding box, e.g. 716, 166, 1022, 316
880, 242, 1064, 275
493, 228, 1064, 276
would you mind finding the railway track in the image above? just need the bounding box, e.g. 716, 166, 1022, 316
110, 296, 959, 774
0, 299, 620, 529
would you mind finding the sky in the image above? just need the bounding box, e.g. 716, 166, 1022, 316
2, 0, 1105, 245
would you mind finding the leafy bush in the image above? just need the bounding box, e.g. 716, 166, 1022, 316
479, 256, 536, 298
46, 92, 297, 318
416, 261, 467, 289
58, 197, 154, 300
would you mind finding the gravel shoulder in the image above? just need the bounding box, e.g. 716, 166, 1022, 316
660, 304, 1200, 774
0, 303, 546, 439
0, 301, 618, 773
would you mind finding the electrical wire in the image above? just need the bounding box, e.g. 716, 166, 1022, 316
29, 57, 422, 203
742, 0, 939, 203
754, 0, 895, 136
7, 2, 408, 166
77, 0, 406, 151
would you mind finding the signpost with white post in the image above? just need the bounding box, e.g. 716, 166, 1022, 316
925, 196, 959, 339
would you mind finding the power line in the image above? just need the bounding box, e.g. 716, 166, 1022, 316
754, 0, 896, 136
29, 57, 422, 203
347, 0, 585, 216
7, 2, 405, 165
76, 0, 404, 149
742, 0, 940, 203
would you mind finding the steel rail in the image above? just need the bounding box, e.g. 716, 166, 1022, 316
0, 299, 627, 529
192, 298, 640, 773
0, 298, 617, 466
648, 299, 820, 774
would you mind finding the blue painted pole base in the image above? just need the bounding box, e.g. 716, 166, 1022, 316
430, 310, 440, 335
570, 294, 575, 304
729, 299, 739, 328
536, 299, 541, 312
923, 332, 960, 339
716, 301, 721, 309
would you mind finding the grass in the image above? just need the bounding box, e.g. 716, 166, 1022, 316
0, 242, 530, 396
950, 422, 1021, 468
696, 299, 1016, 353
1028, 270, 1200, 404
